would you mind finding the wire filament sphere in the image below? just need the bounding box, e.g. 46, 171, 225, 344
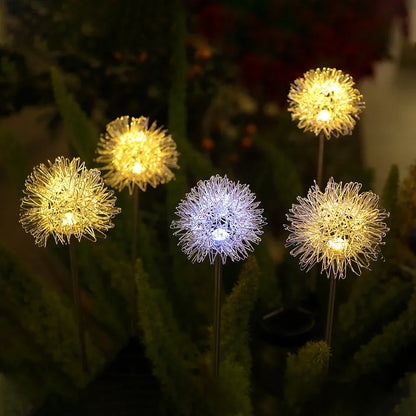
96, 116, 179, 194
20, 157, 121, 247
288, 67, 365, 138
284, 177, 389, 278
171, 175, 266, 264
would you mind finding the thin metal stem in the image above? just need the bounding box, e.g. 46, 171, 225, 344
213, 255, 222, 377
317, 132, 325, 189
325, 275, 337, 349
131, 185, 139, 335
69, 241, 88, 373
132, 185, 139, 268
310, 133, 325, 294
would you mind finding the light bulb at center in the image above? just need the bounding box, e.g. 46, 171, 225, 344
62, 212, 76, 226
212, 228, 230, 242
133, 162, 143, 174
317, 109, 331, 122
328, 237, 347, 251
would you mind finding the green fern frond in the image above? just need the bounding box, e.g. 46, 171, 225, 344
51, 67, 97, 164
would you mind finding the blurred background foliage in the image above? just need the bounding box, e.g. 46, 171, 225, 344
0, 0, 416, 415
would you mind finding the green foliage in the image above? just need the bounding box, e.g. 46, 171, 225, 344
211, 359, 253, 416
221, 256, 260, 371
255, 132, 303, 211
393, 374, 416, 415
0, 313, 72, 403
51, 66, 97, 164
284, 341, 330, 415
337, 273, 412, 353
135, 258, 195, 415
92, 239, 134, 321
75, 240, 130, 346
254, 236, 282, 310
0, 244, 106, 392
210, 257, 262, 416
352, 283, 416, 378
0, 128, 30, 190
167, 0, 213, 179
0, 374, 33, 416
135, 253, 261, 415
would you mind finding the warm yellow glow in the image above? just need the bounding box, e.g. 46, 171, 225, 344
62, 212, 76, 226
285, 178, 389, 279
317, 109, 331, 122
19, 157, 121, 247
133, 163, 143, 174
96, 116, 179, 194
328, 237, 347, 251
288, 67, 365, 139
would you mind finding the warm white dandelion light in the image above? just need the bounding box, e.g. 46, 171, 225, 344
288, 67, 365, 139
96, 115, 179, 194
284, 177, 389, 279
20, 156, 120, 247
171, 174, 266, 265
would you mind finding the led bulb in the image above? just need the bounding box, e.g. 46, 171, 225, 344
212, 228, 230, 242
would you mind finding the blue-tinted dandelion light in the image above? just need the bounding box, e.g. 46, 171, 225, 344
171, 174, 266, 376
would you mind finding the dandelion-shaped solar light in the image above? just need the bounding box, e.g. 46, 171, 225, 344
96, 115, 178, 263
96, 115, 179, 195
20, 156, 121, 371
171, 174, 266, 376
96, 115, 179, 332
288, 68, 365, 186
284, 177, 389, 349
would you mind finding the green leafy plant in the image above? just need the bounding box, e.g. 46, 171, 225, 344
284, 340, 330, 415
51, 67, 97, 164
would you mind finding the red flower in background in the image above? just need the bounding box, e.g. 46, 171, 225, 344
189, 0, 408, 102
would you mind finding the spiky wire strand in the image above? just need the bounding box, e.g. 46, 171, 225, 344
171, 174, 266, 265
20, 156, 121, 247
96, 115, 179, 195
284, 177, 389, 279
288, 67, 365, 139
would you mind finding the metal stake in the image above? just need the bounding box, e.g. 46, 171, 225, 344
213, 255, 222, 377
69, 241, 88, 373
131, 185, 139, 335
325, 275, 337, 349
317, 132, 325, 188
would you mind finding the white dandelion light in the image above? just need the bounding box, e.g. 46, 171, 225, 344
284, 177, 389, 279
171, 175, 266, 264
19, 157, 121, 247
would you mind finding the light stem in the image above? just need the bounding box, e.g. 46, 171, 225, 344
131, 185, 139, 335
325, 274, 337, 350
317, 132, 325, 189
310, 133, 326, 295
213, 255, 222, 377
132, 185, 139, 267
69, 241, 88, 373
